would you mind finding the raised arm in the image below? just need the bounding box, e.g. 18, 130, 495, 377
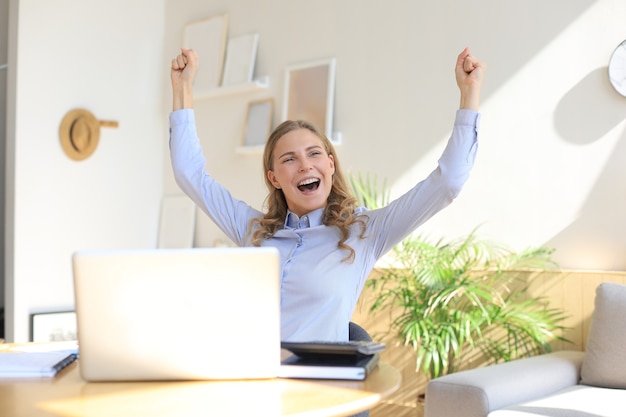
366, 48, 485, 259
168, 48, 261, 245
171, 48, 198, 111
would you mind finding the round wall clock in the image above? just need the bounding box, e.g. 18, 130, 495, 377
608, 40, 626, 97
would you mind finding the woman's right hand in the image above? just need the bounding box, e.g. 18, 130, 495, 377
455, 47, 486, 112
171, 48, 198, 110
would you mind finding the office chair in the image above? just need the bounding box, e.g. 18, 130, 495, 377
348, 321, 372, 342
348, 322, 373, 417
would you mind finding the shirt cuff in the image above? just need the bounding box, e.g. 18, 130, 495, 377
455, 109, 481, 130
169, 108, 195, 127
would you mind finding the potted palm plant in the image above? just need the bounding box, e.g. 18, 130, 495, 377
369, 231, 567, 381
349, 173, 568, 382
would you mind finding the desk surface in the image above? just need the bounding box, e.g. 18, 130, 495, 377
0, 353, 401, 417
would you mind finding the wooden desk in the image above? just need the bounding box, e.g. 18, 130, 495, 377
0, 359, 401, 417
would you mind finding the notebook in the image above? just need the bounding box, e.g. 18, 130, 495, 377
279, 341, 385, 380
72, 247, 281, 382
279, 352, 380, 381
0, 350, 77, 378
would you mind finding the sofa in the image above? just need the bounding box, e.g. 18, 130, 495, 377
424, 281, 626, 417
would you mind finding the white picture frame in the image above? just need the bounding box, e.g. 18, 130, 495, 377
282, 58, 336, 139
31, 311, 77, 342
158, 195, 196, 249
242, 98, 274, 147
222, 33, 259, 86
183, 14, 229, 92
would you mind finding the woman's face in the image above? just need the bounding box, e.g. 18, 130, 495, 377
267, 128, 335, 218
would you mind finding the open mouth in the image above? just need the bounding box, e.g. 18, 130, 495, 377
298, 178, 320, 192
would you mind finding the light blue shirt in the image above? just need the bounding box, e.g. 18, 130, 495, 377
169, 109, 480, 342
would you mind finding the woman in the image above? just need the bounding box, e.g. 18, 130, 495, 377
169, 47, 486, 342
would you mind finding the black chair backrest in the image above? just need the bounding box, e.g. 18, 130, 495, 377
348, 321, 372, 342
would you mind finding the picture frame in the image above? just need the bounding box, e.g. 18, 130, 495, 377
221, 33, 259, 86
242, 98, 274, 147
30, 311, 77, 342
282, 58, 336, 139
183, 14, 229, 92
158, 195, 196, 249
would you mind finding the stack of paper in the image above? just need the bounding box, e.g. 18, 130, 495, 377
279, 353, 380, 381
0, 350, 77, 378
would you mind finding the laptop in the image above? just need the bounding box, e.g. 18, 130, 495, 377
72, 246, 281, 382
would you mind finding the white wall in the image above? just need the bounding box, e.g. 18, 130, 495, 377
162, 0, 626, 271
5, 0, 166, 342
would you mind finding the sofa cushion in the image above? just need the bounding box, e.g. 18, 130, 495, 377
489, 384, 626, 417
580, 282, 626, 389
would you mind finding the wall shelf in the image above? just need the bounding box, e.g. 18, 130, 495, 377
195, 77, 269, 101
192, 76, 343, 152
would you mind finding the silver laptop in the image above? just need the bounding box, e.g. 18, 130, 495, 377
72, 247, 281, 382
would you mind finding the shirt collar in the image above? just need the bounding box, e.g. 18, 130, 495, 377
284, 208, 325, 229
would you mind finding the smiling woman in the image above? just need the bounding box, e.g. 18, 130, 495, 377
168, 47, 486, 344
265, 122, 336, 217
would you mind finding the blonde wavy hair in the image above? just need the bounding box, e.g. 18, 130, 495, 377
250, 120, 367, 263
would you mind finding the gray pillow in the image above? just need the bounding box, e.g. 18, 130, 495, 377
580, 282, 626, 388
